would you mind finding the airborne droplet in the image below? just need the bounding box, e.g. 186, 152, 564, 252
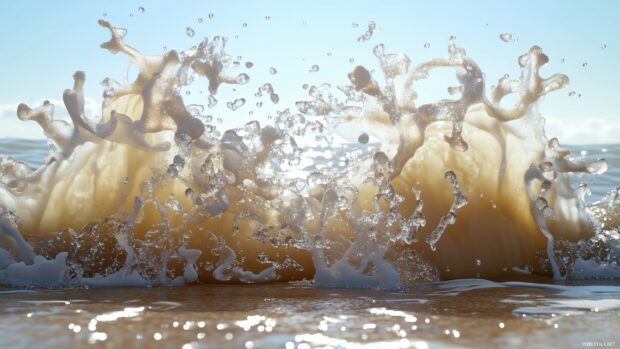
167, 198, 183, 213
138, 6, 145, 13
424, 42, 430, 48
269, 67, 277, 75
356, 21, 376, 42
186, 27, 195, 37
227, 98, 246, 111
208, 95, 218, 109
499, 33, 513, 42
309, 65, 320, 72
358, 133, 369, 144
208, 13, 214, 19
582, 62, 588, 67
235, 73, 250, 85
257, 252, 270, 263
245, 62, 254, 68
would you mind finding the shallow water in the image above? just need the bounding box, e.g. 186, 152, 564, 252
1, 279, 619, 348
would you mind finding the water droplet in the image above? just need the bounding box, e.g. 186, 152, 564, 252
309, 65, 320, 72
257, 252, 270, 263
208, 13, 214, 19
167, 198, 183, 213
208, 95, 218, 109
138, 6, 145, 13
302, 84, 309, 89
245, 62, 254, 68
587, 158, 608, 174
198, 18, 203, 24
186, 27, 195, 37
349, 58, 355, 63
327, 52, 332, 56
560, 58, 565, 63
185, 188, 194, 200
102, 13, 107, 17
602, 44, 607, 49
358, 133, 369, 144
582, 62, 588, 67
499, 33, 513, 42
269, 67, 278, 75
265, 16, 271, 21
227, 98, 246, 111
476, 259, 482, 267
352, 22, 358, 28
242, 22, 248, 28
185, 91, 191, 96
270, 93, 280, 104
424, 42, 430, 48
235, 73, 250, 85
568, 91, 576, 97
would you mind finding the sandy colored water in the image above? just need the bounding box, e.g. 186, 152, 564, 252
1, 279, 619, 348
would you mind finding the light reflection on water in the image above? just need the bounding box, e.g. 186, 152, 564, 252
1, 139, 617, 201
0, 280, 618, 348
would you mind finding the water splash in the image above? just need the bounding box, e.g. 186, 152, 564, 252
0, 19, 617, 289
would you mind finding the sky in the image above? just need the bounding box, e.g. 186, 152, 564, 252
0, 0, 618, 144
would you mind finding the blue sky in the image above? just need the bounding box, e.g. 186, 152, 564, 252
0, 0, 618, 144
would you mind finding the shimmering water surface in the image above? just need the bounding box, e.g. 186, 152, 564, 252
1, 279, 620, 349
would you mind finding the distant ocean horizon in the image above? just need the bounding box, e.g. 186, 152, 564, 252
2, 137, 618, 201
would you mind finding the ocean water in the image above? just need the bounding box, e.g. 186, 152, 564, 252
0, 275, 619, 348
1, 140, 620, 348
2, 140, 617, 200
1, 10, 620, 349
